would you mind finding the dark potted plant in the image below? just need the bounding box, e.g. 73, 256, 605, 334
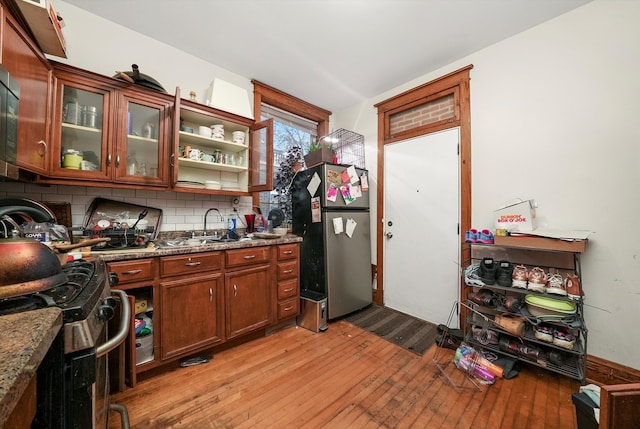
273, 145, 303, 225
303, 140, 335, 167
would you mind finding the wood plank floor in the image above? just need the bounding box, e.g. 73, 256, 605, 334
108, 320, 580, 428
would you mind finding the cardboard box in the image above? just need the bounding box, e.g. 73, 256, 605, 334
494, 199, 537, 232
14, 0, 67, 58
494, 235, 587, 253
134, 298, 148, 315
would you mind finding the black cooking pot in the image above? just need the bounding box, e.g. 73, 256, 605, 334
114, 64, 166, 93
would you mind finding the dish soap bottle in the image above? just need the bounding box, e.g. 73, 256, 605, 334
227, 214, 236, 232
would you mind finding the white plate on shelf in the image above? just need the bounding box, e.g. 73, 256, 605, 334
177, 181, 205, 189
204, 180, 221, 190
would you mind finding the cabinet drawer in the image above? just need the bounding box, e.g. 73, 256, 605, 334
226, 246, 272, 268
107, 259, 155, 285
160, 252, 223, 276
277, 260, 299, 281
278, 279, 299, 300
277, 243, 299, 260
278, 297, 299, 319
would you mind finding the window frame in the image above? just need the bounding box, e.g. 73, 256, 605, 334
251, 80, 331, 204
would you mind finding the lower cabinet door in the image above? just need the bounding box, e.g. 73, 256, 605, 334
225, 264, 272, 339
160, 272, 224, 359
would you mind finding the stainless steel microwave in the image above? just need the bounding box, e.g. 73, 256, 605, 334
0, 64, 20, 180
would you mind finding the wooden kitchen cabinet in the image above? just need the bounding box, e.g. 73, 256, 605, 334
225, 264, 272, 339
172, 89, 272, 194
224, 247, 273, 339
159, 252, 224, 359
1, 8, 52, 174
106, 259, 157, 387
276, 243, 300, 321
45, 62, 172, 187
160, 272, 224, 359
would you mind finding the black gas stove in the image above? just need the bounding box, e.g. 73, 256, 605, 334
0, 258, 131, 429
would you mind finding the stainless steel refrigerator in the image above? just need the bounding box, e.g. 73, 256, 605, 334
292, 162, 372, 320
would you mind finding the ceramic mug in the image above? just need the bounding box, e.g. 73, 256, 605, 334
198, 125, 210, 137
188, 148, 201, 160
232, 131, 245, 145
200, 153, 214, 163
211, 124, 224, 140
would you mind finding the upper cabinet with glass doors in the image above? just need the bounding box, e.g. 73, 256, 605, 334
172, 88, 270, 194
47, 62, 172, 188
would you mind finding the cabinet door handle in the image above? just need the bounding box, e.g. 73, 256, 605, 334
283, 269, 293, 274
283, 250, 293, 255
284, 306, 293, 311
283, 288, 294, 293
116, 155, 120, 167
185, 262, 201, 267
170, 153, 174, 167
209, 287, 213, 302
107, 153, 112, 166
233, 284, 238, 296
243, 255, 256, 259
122, 269, 142, 275
37, 140, 47, 156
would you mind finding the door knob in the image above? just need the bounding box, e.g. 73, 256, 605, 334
385, 232, 393, 238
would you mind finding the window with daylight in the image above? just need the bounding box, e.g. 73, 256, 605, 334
252, 81, 330, 226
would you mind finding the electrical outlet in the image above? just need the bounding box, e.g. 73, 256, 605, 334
232, 197, 240, 208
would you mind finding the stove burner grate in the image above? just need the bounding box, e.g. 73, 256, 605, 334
0, 296, 39, 316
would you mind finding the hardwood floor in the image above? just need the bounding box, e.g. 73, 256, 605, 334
108, 320, 580, 428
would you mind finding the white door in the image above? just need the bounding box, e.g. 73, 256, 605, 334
383, 128, 460, 326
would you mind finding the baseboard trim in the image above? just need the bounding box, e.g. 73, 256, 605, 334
587, 354, 640, 385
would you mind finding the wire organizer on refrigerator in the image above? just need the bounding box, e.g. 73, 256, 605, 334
321, 128, 365, 168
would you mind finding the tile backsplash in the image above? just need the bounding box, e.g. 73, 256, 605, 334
1, 181, 254, 233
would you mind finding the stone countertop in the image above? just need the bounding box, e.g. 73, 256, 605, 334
92, 234, 303, 262
0, 307, 62, 427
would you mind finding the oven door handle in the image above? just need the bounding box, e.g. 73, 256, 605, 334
97, 289, 131, 358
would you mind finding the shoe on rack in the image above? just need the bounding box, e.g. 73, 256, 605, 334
477, 229, 495, 244
479, 257, 498, 285
565, 273, 583, 301
472, 326, 499, 345
437, 324, 464, 340
496, 261, 514, 287
435, 334, 462, 351
503, 295, 523, 313
465, 229, 479, 243
533, 323, 554, 343
546, 272, 567, 296
469, 289, 498, 308
464, 263, 485, 287
527, 267, 547, 293
512, 265, 529, 289
552, 326, 576, 350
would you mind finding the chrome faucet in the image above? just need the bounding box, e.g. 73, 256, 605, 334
204, 208, 224, 235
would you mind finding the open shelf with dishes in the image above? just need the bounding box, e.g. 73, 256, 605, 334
174, 100, 251, 193
462, 240, 588, 382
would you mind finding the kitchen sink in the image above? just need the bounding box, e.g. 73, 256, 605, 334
154, 233, 241, 248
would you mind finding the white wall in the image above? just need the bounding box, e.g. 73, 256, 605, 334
333, 0, 640, 369
53, 2, 254, 111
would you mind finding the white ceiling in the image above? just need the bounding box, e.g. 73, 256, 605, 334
62, 0, 591, 113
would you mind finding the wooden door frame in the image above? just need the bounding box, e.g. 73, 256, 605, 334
374, 66, 473, 321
